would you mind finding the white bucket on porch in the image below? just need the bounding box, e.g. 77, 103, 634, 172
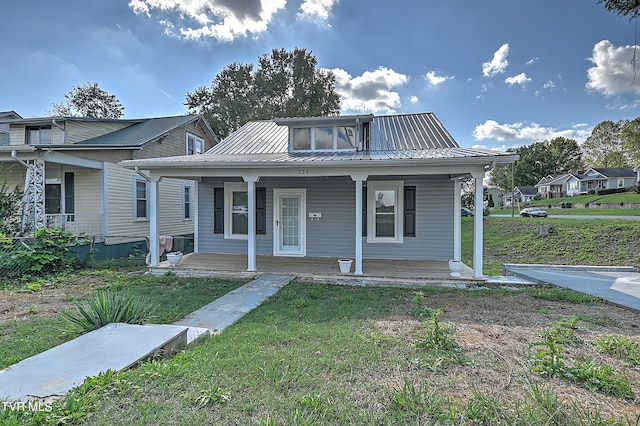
166, 251, 183, 267
338, 259, 353, 273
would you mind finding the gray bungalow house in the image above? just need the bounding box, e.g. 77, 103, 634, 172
121, 113, 518, 278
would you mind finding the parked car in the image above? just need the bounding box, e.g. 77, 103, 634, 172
520, 207, 548, 218
461, 208, 474, 217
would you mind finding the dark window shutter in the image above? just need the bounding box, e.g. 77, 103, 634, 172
213, 187, 224, 234
362, 186, 367, 237
404, 186, 416, 237
256, 187, 266, 235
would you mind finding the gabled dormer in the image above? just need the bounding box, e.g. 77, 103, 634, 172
274, 114, 373, 153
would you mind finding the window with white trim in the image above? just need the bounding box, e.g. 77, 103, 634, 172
134, 177, 149, 220
618, 178, 625, 188
224, 182, 248, 239
183, 184, 193, 220
290, 126, 357, 152
186, 132, 204, 155
27, 126, 52, 144
367, 181, 403, 243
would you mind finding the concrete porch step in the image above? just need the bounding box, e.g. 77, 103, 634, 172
0, 323, 190, 401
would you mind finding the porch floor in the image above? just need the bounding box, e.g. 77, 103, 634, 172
150, 253, 483, 287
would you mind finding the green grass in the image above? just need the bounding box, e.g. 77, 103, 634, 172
5, 282, 637, 425
462, 217, 640, 275
0, 270, 247, 370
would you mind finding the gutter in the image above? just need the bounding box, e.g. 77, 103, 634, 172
51, 119, 66, 144
10, 150, 31, 168
134, 166, 151, 182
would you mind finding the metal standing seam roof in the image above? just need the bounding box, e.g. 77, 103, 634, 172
208, 112, 460, 156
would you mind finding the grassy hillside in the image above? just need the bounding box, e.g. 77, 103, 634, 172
462, 217, 640, 275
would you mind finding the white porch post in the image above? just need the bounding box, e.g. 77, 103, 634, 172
472, 171, 484, 278
193, 180, 199, 253
452, 178, 462, 262
148, 176, 160, 267
243, 176, 260, 272
351, 174, 368, 275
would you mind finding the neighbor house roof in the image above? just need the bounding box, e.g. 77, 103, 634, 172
68, 115, 208, 148
587, 167, 635, 178
514, 186, 537, 196
123, 112, 518, 169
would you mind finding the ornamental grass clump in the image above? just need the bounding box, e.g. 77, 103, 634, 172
63, 290, 156, 333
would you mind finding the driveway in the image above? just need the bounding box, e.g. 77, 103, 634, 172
503, 264, 640, 311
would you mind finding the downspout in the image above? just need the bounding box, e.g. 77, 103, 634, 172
52, 119, 66, 144
134, 166, 151, 182
10, 150, 31, 169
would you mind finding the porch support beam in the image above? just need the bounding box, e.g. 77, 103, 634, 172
351, 174, 368, 275
148, 176, 161, 267
452, 178, 462, 262
243, 175, 260, 272
471, 171, 484, 278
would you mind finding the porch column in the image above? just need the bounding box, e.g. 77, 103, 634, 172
148, 176, 161, 267
452, 178, 462, 262
351, 174, 368, 275
471, 171, 484, 278
243, 176, 260, 272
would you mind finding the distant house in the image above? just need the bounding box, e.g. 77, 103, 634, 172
0, 113, 217, 255
485, 187, 503, 207
578, 168, 636, 193
121, 112, 518, 277
535, 175, 566, 199
503, 186, 537, 205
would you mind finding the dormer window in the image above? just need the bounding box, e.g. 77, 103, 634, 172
291, 126, 357, 152
275, 114, 373, 153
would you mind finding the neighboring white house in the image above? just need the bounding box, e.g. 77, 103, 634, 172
122, 112, 518, 278
0, 113, 217, 256
579, 168, 636, 193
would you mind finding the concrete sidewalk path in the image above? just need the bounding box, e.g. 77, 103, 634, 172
0, 273, 294, 402
173, 273, 295, 334
503, 264, 640, 311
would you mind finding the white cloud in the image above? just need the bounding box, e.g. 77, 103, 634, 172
410, 96, 418, 103
299, 0, 337, 19
329, 66, 409, 114
128, 0, 287, 41
473, 119, 586, 143
543, 80, 555, 89
425, 71, 453, 86
482, 43, 509, 77
505, 72, 531, 87
586, 40, 640, 95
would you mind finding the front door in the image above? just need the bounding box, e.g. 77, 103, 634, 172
274, 189, 306, 256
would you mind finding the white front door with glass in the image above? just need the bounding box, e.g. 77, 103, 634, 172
274, 189, 306, 256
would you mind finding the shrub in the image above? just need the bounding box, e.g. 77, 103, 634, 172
63, 290, 156, 332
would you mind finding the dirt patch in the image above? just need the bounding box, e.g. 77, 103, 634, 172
375, 292, 640, 421
0, 281, 97, 323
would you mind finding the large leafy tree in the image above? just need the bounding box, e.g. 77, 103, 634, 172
620, 117, 640, 165
185, 48, 341, 140
48, 82, 125, 118
582, 120, 630, 168
489, 138, 584, 191
598, 0, 640, 18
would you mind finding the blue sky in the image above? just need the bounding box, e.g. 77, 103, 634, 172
1, 0, 638, 150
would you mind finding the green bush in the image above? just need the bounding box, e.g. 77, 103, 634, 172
63, 290, 156, 333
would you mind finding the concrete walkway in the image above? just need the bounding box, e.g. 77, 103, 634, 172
0, 274, 294, 402
503, 264, 640, 311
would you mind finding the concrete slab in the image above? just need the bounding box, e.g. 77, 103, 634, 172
0, 323, 188, 402
173, 273, 294, 334
503, 264, 640, 311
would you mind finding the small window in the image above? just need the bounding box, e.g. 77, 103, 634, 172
314, 127, 333, 150
224, 182, 248, 239
367, 181, 403, 243
336, 126, 356, 149
134, 177, 149, 220
183, 184, 193, 220
293, 128, 311, 150
618, 178, 625, 188
186, 133, 204, 155
27, 126, 52, 144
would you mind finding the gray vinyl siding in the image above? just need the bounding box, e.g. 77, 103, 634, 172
197, 175, 454, 261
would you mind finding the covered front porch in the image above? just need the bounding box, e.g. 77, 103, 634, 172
149, 253, 482, 286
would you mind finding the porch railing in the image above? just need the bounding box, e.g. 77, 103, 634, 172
44, 213, 103, 236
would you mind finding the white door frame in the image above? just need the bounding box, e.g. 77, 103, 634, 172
273, 188, 306, 257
